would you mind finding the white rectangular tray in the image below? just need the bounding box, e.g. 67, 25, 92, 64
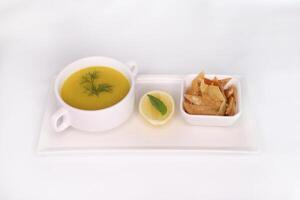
37, 74, 259, 154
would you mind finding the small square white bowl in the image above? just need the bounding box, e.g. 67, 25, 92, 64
180, 74, 242, 126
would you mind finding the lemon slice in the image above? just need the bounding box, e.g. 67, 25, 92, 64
139, 90, 175, 126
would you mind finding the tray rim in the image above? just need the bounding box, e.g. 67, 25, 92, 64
37, 147, 260, 155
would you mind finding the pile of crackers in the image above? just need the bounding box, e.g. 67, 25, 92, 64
183, 72, 237, 116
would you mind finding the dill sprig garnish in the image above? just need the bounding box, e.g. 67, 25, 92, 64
80, 71, 113, 97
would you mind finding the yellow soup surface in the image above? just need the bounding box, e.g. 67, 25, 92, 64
61, 66, 130, 110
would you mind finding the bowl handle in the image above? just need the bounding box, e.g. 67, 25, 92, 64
127, 61, 138, 77
51, 107, 71, 132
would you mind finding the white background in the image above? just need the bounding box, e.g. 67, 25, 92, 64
1, 0, 300, 199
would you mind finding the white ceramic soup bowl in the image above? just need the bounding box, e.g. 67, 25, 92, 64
180, 74, 242, 127
51, 56, 138, 132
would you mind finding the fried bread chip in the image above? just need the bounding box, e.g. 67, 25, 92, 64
183, 101, 219, 115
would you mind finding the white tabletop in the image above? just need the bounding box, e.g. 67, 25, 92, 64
0, 0, 300, 199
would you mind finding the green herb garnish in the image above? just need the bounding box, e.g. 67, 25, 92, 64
147, 94, 167, 116
80, 71, 113, 97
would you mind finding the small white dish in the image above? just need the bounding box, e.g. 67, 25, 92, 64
180, 74, 242, 127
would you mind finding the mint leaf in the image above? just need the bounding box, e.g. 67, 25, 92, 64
147, 94, 167, 116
